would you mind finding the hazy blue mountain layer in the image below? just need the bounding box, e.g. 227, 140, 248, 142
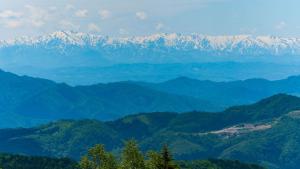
3, 68, 300, 128
6, 62, 300, 85
0, 70, 216, 128
133, 74, 300, 109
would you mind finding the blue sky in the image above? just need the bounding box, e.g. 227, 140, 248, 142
0, 0, 299, 39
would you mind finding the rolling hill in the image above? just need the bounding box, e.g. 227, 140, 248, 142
0, 94, 299, 168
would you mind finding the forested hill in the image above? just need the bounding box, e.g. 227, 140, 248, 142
0, 94, 299, 168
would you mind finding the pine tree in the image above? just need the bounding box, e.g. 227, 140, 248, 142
161, 145, 179, 169
120, 140, 146, 169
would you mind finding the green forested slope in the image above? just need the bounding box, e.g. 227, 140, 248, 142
0, 94, 299, 168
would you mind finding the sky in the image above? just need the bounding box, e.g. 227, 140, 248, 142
0, 0, 300, 40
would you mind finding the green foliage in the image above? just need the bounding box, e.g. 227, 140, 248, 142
0, 153, 78, 169
146, 151, 163, 169
179, 160, 219, 169
79, 141, 182, 169
161, 145, 179, 169
145, 145, 179, 169
79, 141, 265, 169
79, 156, 92, 169
179, 159, 266, 169
120, 140, 146, 169
79, 144, 118, 169
0, 142, 266, 169
208, 159, 266, 169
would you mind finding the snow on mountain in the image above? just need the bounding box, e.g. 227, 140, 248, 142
1, 31, 300, 70
1, 31, 300, 55
2, 31, 300, 85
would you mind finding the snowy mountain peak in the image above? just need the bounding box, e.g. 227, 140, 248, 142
1, 32, 300, 56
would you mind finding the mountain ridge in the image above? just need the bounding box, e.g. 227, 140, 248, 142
2, 68, 300, 128
2, 31, 300, 56
133, 74, 300, 109
0, 69, 217, 128
1, 31, 300, 71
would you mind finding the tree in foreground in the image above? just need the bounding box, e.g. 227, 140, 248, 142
79, 144, 118, 169
120, 140, 146, 169
79, 141, 179, 169
161, 145, 179, 169
146, 145, 179, 169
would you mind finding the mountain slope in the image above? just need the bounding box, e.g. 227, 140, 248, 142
0, 70, 217, 128
0, 94, 299, 169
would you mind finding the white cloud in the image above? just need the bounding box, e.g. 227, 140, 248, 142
99, 10, 111, 20
25, 5, 50, 27
155, 23, 164, 31
0, 10, 23, 18
136, 11, 147, 20
75, 9, 88, 18
4, 20, 23, 28
0, 6, 50, 29
275, 21, 287, 30
60, 20, 80, 30
0, 10, 23, 29
88, 23, 101, 33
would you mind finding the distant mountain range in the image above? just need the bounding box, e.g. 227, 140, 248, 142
0, 70, 216, 128
2, 32, 300, 63
0, 94, 299, 169
7, 62, 300, 85
2, 70, 300, 128
133, 75, 300, 109
1, 31, 300, 84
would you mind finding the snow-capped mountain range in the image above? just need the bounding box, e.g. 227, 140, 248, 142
1, 31, 300, 84
1, 31, 300, 56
